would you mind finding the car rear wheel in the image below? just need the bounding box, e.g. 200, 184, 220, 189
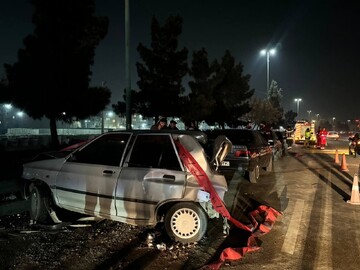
165, 202, 208, 244
264, 156, 273, 172
29, 184, 51, 223
247, 164, 260, 183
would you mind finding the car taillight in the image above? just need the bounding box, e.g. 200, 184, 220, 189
234, 149, 250, 157
232, 145, 250, 157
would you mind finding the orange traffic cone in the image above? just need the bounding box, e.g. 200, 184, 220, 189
340, 153, 349, 171
347, 174, 360, 205
334, 149, 339, 164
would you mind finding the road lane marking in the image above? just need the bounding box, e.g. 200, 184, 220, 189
281, 199, 305, 255
315, 171, 333, 269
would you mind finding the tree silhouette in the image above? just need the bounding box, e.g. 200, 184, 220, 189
4, 0, 110, 147
185, 48, 216, 124
284, 110, 297, 127
267, 80, 284, 125
0, 78, 11, 103
206, 50, 254, 128
135, 15, 188, 123
247, 97, 283, 126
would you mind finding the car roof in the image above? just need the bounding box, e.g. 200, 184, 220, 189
205, 128, 266, 145
105, 129, 209, 144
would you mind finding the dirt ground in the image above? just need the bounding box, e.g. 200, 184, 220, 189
0, 209, 220, 270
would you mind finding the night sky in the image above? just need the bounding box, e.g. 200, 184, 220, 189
1, 0, 359, 121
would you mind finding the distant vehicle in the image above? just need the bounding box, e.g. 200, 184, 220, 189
327, 131, 339, 140
22, 130, 231, 244
205, 129, 273, 183
293, 120, 316, 144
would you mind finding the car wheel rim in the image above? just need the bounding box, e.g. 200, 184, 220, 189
170, 208, 200, 239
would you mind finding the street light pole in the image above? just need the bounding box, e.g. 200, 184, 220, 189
125, 0, 132, 130
294, 98, 302, 118
260, 48, 276, 93
307, 110, 311, 119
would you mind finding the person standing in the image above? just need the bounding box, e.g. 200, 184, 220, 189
316, 127, 321, 148
150, 118, 167, 130
168, 120, 179, 130
304, 128, 311, 148
319, 127, 328, 149
186, 120, 200, 131
349, 132, 359, 156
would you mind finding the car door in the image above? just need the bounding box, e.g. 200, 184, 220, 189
254, 131, 272, 167
55, 133, 131, 218
116, 133, 187, 226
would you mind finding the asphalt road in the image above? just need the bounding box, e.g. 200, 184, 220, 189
220, 138, 360, 270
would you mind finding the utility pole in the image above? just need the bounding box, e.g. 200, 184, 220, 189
125, 0, 132, 130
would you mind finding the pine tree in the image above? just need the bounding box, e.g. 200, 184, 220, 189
4, 0, 109, 147
135, 15, 188, 123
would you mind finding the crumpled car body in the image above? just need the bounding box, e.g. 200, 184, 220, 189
22, 130, 230, 243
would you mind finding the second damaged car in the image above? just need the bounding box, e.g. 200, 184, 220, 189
21, 130, 231, 244
205, 129, 273, 183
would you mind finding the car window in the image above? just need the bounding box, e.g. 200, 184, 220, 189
69, 133, 131, 166
128, 134, 181, 171
255, 131, 269, 146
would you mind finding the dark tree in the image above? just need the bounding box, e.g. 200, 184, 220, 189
248, 97, 283, 126
4, 0, 110, 148
135, 15, 188, 123
284, 110, 297, 127
185, 48, 216, 124
206, 50, 254, 128
267, 80, 284, 125
112, 88, 138, 117
0, 78, 11, 103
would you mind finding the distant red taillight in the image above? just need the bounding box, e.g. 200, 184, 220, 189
233, 148, 250, 157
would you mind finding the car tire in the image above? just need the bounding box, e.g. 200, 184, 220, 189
248, 164, 260, 183
264, 156, 273, 172
164, 202, 208, 244
29, 184, 51, 223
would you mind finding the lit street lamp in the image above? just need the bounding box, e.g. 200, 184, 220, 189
294, 98, 302, 117
260, 48, 276, 92
332, 117, 336, 130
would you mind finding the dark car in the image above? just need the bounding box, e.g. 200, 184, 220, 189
261, 130, 290, 160
205, 129, 273, 183
274, 129, 292, 151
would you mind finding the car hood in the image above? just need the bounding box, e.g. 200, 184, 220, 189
22, 157, 67, 181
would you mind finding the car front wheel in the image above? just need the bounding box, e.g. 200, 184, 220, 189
29, 184, 51, 223
165, 202, 208, 244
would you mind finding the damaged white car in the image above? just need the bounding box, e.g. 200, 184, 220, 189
22, 130, 231, 243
